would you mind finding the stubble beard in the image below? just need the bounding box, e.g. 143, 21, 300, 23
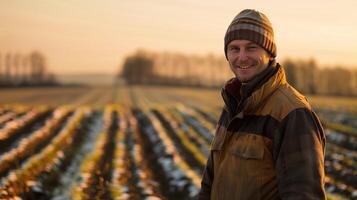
230, 60, 258, 83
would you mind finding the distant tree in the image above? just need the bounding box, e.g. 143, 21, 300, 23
121, 51, 154, 84
316, 68, 329, 95
13, 53, 21, 84
352, 70, 356, 96
5, 53, 12, 83
29, 51, 47, 84
283, 58, 318, 94
0, 50, 56, 87
327, 67, 353, 96
282, 58, 298, 87
46, 73, 57, 84
21, 55, 30, 83
307, 58, 318, 94
298, 58, 317, 94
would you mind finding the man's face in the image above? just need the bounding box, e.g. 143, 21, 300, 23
227, 40, 272, 83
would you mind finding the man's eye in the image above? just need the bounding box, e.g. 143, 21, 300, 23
229, 47, 238, 51
248, 46, 257, 50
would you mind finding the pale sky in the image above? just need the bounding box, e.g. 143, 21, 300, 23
1, 0, 357, 75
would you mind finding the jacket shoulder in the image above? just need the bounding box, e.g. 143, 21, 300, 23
260, 84, 312, 122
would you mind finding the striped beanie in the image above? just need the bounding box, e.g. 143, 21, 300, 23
224, 9, 277, 58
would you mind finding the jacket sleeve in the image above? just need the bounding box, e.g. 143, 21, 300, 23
197, 150, 214, 200
275, 108, 326, 199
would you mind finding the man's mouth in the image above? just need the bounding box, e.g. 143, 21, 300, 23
237, 65, 253, 69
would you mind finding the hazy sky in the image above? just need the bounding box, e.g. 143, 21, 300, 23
1, 0, 357, 74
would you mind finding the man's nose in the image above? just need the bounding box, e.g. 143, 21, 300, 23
238, 50, 248, 62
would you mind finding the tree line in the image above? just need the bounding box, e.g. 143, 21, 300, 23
0, 51, 57, 87
284, 58, 357, 96
120, 50, 230, 87
120, 49, 357, 96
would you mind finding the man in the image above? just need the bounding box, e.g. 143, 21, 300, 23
198, 9, 326, 199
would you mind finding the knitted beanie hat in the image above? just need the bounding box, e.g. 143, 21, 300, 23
224, 9, 277, 58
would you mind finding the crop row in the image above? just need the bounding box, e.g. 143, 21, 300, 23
0, 107, 72, 178
111, 111, 162, 199
0, 107, 91, 199
0, 103, 355, 199
72, 106, 118, 200
0, 106, 51, 153
134, 108, 200, 199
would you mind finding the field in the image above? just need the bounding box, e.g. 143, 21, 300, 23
0, 85, 356, 200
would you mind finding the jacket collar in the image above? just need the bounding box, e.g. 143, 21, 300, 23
222, 61, 287, 117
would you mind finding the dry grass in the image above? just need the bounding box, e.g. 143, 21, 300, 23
307, 95, 357, 114
0, 85, 356, 115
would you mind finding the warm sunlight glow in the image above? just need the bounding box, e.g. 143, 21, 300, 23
1, 0, 357, 75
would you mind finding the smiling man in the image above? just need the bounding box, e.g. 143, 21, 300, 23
198, 9, 326, 200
